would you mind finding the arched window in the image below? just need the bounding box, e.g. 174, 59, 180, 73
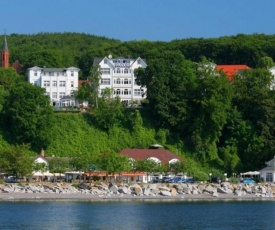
124, 89, 128, 95
124, 78, 129, 84
124, 68, 128, 74
116, 89, 121, 95
116, 68, 121, 74
116, 78, 121, 84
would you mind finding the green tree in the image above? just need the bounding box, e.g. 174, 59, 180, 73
95, 152, 131, 176
257, 56, 274, 69
93, 88, 123, 130
33, 162, 48, 174
187, 60, 233, 164
88, 65, 102, 108
135, 50, 195, 130
0, 67, 23, 89
0, 145, 33, 178
232, 68, 275, 169
2, 82, 54, 150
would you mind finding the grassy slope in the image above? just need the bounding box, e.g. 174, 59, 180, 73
45, 113, 157, 157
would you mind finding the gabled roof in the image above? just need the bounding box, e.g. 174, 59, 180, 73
216, 65, 251, 81
93, 58, 104, 65
119, 149, 183, 163
28, 66, 80, 71
265, 156, 275, 166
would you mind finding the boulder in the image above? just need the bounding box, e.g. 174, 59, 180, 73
212, 191, 219, 197
170, 187, 177, 196
217, 187, 233, 194
79, 183, 91, 190
204, 185, 217, 194
118, 186, 129, 194
108, 184, 118, 194
129, 184, 142, 196
160, 190, 171, 196
143, 188, 151, 196
29, 185, 39, 193
158, 186, 170, 192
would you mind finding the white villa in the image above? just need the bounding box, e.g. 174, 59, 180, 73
260, 156, 275, 182
28, 66, 80, 107
93, 55, 147, 105
269, 66, 275, 90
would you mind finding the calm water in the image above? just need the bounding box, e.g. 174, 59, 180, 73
0, 200, 274, 230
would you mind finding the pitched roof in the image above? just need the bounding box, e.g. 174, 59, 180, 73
2, 36, 8, 51
119, 149, 183, 163
216, 65, 251, 81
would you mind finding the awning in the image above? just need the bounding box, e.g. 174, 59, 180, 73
242, 171, 260, 176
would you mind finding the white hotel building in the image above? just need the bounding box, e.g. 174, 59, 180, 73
93, 56, 147, 104
28, 66, 79, 106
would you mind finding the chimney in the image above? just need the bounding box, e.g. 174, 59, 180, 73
40, 148, 45, 157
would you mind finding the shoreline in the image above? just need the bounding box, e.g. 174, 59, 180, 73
1, 192, 274, 202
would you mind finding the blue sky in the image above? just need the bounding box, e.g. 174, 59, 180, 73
1, 0, 274, 41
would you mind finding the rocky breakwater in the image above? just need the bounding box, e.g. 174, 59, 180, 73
0, 182, 274, 200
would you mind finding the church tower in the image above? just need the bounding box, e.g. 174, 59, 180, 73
1, 36, 9, 68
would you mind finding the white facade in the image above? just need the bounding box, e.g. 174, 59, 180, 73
28, 66, 79, 106
260, 156, 275, 182
269, 66, 275, 90
94, 56, 147, 105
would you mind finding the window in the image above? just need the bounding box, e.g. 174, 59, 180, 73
52, 92, 57, 99
134, 89, 143, 96
101, 78, 110, 85
71, 71, 74, 76
59, 81, 66, 87
124, 89, 129, 95
34, 72, 37, 76
104, 59, 107, 64
114, 78, 121, 84
124, 68, 128, 74
266, 173, 273, 182
43, 81, 50, 87
52, 81, 57, 87
49, 72, 54, 76
71, 81, 74, 87
137, 59, 141, 64
124, 78, 129, 84
101, 68, 110, 75
59, 92, 65, 99
116, 68, 121, 74
33, 80, 38, 86
57, 72, 60, 76
116, 89, 121, 95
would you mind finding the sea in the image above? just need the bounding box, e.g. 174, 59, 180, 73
0, 200, 274, 230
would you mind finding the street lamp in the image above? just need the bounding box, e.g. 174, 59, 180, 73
224, 173, 227, 181
209, 173, 212, 183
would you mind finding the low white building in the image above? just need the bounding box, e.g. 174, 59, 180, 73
260, 156, 275, 182
93, 55, 147, 105
28, 66, 80, 106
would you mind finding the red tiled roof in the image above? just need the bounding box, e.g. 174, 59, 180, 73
119, 149, 183, 163
216, 65, 251, 81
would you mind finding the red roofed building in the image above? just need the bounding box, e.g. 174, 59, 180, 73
119, 145, 183, 165
216, 65, 251, 81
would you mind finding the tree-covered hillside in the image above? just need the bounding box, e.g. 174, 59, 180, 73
3, 33, 275, 77
1, 32, 275, 177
